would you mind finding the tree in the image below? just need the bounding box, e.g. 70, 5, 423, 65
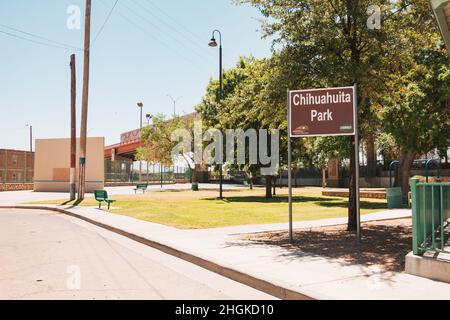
312, 137, 351, 188
137, 114, 202, 187
196, 57, 286, 198
235, 0, 416, 230
382, 47, 450, 203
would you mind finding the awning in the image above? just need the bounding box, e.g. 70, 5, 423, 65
431, 0, 450, 57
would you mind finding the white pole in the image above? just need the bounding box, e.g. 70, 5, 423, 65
354, 84, 361, 242
287, 89, 293, 243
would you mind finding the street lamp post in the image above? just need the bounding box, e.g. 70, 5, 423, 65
25, 124, 33, 184
137, 102, 144, 182
167, 94, 182, 117
209, 29, 223, 200
146, 113, 153, 126
145, 113, 153, 183
26, 124, 33, 153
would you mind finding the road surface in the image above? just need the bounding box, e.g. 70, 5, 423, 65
0, 208, 274, 300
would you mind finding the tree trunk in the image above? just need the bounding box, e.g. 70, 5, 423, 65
265, 175, 273, 198
273, 176, 277, 195
322, 167, 327, 189
293, 167, 298, 187
366, 136, 377, 178
348, 136, 357, 231
244, 169, 253, 190
192, 164, 198, 183
398, 149, 415, 205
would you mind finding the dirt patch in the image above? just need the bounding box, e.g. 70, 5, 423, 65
243, 218, 412, 272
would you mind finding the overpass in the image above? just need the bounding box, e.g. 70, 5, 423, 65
104, 112, 199, 161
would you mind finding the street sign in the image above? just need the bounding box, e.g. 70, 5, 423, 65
289, 86, 355, 137
287, 85, 360, 244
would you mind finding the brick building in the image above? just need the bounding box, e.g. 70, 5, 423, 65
0, 149, 34, 183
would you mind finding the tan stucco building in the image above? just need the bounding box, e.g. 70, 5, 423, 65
34, 137, 104, 192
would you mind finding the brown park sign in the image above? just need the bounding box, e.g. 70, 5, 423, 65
289, 86, 356, 137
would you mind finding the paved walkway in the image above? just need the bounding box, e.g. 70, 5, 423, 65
0, 183, 244, 205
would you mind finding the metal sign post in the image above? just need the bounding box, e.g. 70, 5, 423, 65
353, 84, 361, 242
287, 85, 360, 243
287, 89, 293, 243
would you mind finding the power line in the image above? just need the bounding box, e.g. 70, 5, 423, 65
113, 1, 209, 73
0, 29, 79, 51
0, 23, 82, 51
131, 0, 214, 63
143, 0, 209, 49
93, 0, 119, 43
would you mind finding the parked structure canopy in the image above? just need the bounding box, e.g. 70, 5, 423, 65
431, 0, 450, 57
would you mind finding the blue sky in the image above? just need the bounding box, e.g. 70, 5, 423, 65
0, 0, 272, 150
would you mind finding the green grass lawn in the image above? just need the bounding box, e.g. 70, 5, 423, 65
30, 187, 387, 229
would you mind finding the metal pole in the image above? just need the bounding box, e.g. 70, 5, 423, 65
139, 105, 142, 183
29, 125, 33, 153
70, 54, 77, 201
354, 84, 361, 242
287, 89, 293, 243
219, 44, 223, 200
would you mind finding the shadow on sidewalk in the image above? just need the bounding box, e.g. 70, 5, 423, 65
239, 219, 412, 272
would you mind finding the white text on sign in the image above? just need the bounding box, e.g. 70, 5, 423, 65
311, 109, 333, 122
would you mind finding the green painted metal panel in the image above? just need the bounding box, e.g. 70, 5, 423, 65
411, 177, 450, 255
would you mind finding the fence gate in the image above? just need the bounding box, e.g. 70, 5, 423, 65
410, 177, 450, 255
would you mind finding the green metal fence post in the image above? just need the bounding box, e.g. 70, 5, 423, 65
410, 177, 420, 255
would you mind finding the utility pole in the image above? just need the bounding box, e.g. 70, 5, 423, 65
78, 0, 92, 201
70, 54, 77, 201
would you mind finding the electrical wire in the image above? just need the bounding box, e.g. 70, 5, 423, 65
130, 0, 214, 63
0, 29, 80, 51
142, 0, 210, 49
112, 1, 209, 73
93, 0, 119, 43
0, 23, 82, 51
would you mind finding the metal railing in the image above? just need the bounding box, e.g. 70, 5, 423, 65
104, 160, 190, 184
410, 177, 450, 255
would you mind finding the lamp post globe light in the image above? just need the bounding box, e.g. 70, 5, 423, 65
146, 113, 153, 126
209, 29, 223, 200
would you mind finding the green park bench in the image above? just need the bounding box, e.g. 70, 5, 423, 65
133, 183, 148, 194
94, 190, 116, 210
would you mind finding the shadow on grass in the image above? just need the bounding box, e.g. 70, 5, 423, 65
318, 200, 387, 210
244, 220, 411, 272
203, 195, 387, 210
204, 195, 339, 203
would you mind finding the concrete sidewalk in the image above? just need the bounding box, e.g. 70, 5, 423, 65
2, 202, 449, 299
0, 183, 245, 205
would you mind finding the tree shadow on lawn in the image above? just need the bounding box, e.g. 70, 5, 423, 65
204, 195, 339, 203
318, 200, 387, 210
203, 195, 387, 210
243, 219, 412, 272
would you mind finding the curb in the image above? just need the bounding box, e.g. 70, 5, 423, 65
0, 205, 316, 300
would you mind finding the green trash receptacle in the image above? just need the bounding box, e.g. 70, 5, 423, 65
386, 187, 403, 209
191, 182, 199, 191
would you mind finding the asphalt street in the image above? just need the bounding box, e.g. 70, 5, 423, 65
0, 208, 274, 300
